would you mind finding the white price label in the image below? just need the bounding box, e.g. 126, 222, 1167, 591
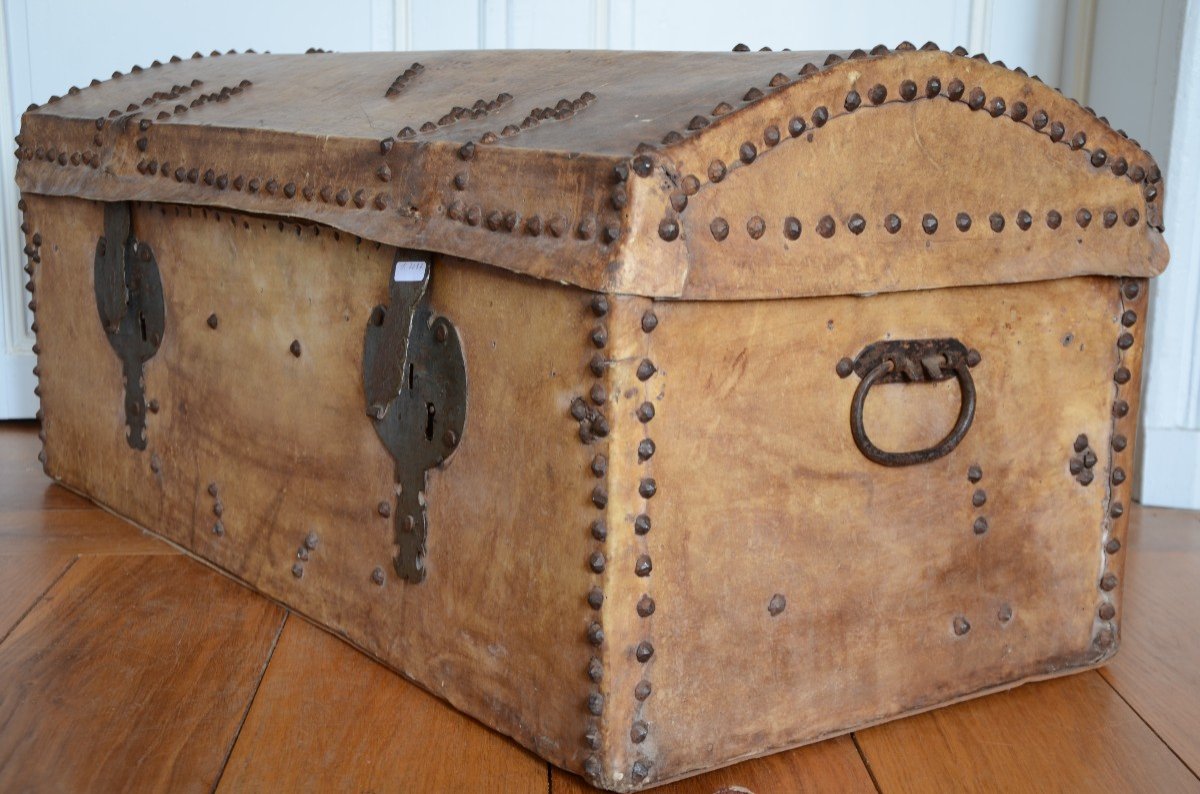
393, 259, 427, 282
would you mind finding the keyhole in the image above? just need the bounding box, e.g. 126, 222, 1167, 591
139, 312, 148, 342
408, 363, 414, 390
425, 402, 436, 441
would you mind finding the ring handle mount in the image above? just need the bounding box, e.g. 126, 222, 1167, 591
843, 339, 979, 467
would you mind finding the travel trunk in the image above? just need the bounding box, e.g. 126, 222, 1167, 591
14, 45, 1168, 790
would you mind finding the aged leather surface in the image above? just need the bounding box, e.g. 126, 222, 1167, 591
16, 42, 1163, 793
16, 47, 1166, 299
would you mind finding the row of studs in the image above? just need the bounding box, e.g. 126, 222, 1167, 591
1096, 280, 1141, 646
29, 49, 258, 111
445, 137, 625, 249
689, 207, 1144, 243
647, 63, 1160, 234
101, 79, 200, 119
740, 41, 1148, 154
384, 62, 424, 98
628, 305, 659, 787
122, 156, 396, 210
143, 81, 252, 122
393, 92, 511, 138
579, 294, 612, 782
18, 199, 46, 467
650, 41, 1156, 197
474, 91, 597, 145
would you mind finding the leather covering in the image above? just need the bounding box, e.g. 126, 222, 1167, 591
16, 45, 1167, 299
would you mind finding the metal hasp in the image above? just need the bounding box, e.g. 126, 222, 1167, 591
93, 202, 165, 450
363, 251, 466, 583
847, 338, 978, 467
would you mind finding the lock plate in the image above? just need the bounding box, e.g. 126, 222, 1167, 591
93, 202, 165, 450
363, 252, 467, 583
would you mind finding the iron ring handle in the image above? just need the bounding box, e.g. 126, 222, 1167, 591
850, 357, 976, 467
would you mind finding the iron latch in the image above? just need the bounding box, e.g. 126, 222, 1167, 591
93, 202, 165, 450
363, 252, 467, 583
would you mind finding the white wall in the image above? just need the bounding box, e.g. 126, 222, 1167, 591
3, 0, 1192, 506
1087, 0, 1200, 508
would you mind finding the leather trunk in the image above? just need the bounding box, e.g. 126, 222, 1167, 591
13, 44, 1168, 790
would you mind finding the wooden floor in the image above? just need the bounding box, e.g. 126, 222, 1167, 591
1, 421, 1197, 793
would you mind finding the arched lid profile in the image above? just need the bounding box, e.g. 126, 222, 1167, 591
16, 43, 1167, 299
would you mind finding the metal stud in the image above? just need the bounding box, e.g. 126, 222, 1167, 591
708, 159, 726, 183
847, 213, 866, 235
784, 216, 801, 240
973, 517, 989, 535
1047, 210, 1062, 229
868, 84, 887, 104
955, 212, 971, 232
628, 436, 655, 465
788, 117, 807, 137
1117, 332, 1133, 350
1100, 572, 1118, 591
635, 640, 654, 661
747, 216, 766, 239
1076, 208, 1092, 228
989, 212, 1005, 232
812, 106, 829, 126
953, 616, 970, 636
710, 217, 729, 241
946, 79, 965, 101
922, 213, 938, 234
637, 595, 656, 618
1016, 210, 1032, 230
817, 215, 836, 238
1099, 603, 1116, 621
972, 489, 987, 507
1106, 539, 1122, 554
634, 680, 652, 700
634, 514, 651, 535
591, 520, 608, 542
884, 213, 902, 234
899, 80, 917, 101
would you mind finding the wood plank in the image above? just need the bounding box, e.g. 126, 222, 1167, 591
0, 555, 286, 793
0, 554, 75, 639
854, 671, 1200, 793
552, 736, 875, 793
1101, 504, 1200, 775
217, 617, 547, 793
0, 508, 177, 556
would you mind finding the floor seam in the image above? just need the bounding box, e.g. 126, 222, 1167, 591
1097, 669, 1200, 780
210, 609, 290, 793
851, 731, 884, 793
0, 554, 79, 647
